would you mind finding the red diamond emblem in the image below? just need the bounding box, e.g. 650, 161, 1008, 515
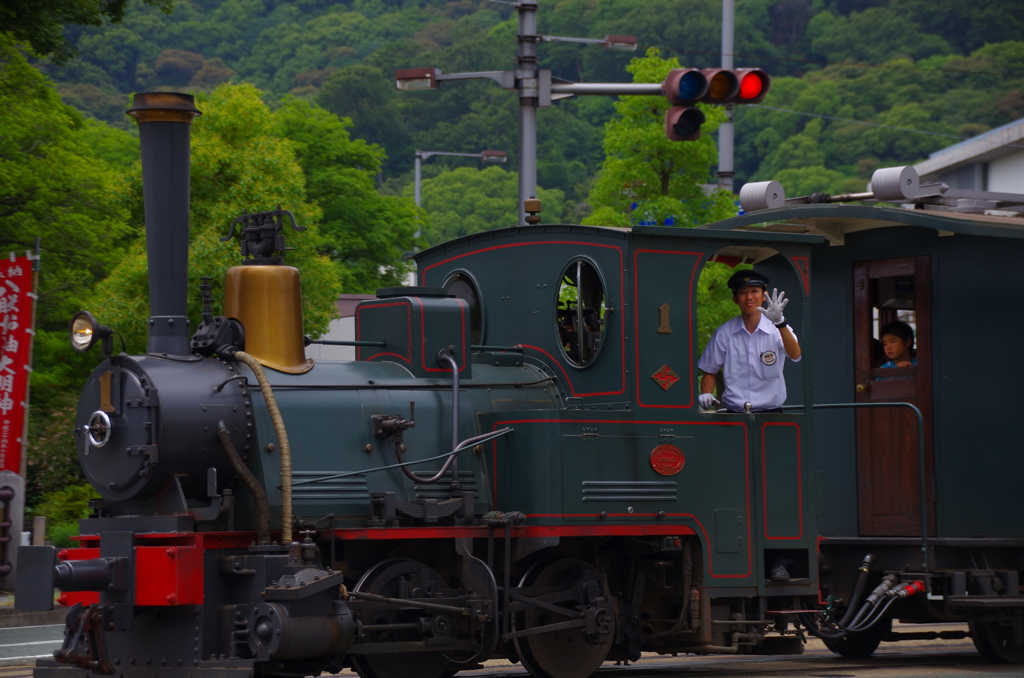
651, 365, 679, 391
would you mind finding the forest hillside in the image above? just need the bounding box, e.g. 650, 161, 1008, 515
35, 0, 1024, 209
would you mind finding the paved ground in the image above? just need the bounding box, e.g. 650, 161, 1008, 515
335, 623, 1021, 678
0, 625, 63, 668
0, 622, 1021, 677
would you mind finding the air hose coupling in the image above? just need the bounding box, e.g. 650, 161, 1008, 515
865, 574, 898, 605
894, 580, 927, 598
859, 553, 875, 572
887, 581, 911, 598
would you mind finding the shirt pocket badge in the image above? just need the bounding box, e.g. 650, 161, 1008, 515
759, 350, 783, 379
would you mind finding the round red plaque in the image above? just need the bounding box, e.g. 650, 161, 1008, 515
650, 444, 685, 476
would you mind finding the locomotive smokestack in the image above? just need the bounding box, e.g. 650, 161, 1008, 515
126, 92, 202, 356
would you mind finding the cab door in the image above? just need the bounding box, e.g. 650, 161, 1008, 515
852, 256, 935, 537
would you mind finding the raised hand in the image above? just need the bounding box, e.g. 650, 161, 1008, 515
758, 288, 789, 326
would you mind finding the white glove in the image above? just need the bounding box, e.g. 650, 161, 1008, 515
758, 288, 789, 326
699, 392, 720, 411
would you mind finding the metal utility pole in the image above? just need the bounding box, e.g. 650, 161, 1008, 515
719, 0, 735, 193
395, 5, 640, 225
517, 2, 540, 224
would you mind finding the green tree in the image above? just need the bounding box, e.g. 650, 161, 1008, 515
584, 49, 737, 228
807, 8, 951, 65
696, 262, 752, 356
412, 166, 565, 247
317, 64, 413, 169
772, 166, 854, 197
0, 0, 172, 63
0, 37, 136, 501
273, 96, 420, 293
88, 83, 343, 354
0, 38, 134, 388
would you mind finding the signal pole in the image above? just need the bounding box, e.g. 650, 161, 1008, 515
719, 0, 735, 193
517, 2, 540, 224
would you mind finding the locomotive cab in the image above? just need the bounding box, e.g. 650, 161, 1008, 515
708, 189, 1024, 661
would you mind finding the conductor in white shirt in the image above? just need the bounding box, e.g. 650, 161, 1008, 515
697, 270, 801, 413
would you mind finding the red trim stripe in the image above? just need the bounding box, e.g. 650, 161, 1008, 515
489, 417, 752, 579
761, 422, 803, 540
632, 249, 704, 409
357, 301, 413, 363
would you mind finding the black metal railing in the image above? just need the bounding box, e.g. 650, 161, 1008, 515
782, 402, 928, 571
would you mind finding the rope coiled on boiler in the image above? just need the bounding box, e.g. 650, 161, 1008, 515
234, 350, 293, 544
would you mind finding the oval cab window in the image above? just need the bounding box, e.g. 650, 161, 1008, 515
443, 271, 483, 345
557, 260, 607, 366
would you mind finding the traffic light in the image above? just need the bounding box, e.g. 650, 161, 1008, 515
696, 67, 770, 105
665, 107, 707, 141
661, 67, 771, 140
733, 68, 770, 104
662, 69, 708, 141
699, 68, 739, 104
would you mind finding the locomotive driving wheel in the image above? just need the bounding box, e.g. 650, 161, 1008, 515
512, 557, 616, 678
350, 559, 454, 678
970, 618, 1024, 663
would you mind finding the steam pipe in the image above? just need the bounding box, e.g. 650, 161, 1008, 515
395, 350, 463, 486
439, 350, 461, 490
126, 92, 201, 356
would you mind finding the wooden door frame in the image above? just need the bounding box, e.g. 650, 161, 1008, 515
852, 256, 935, 537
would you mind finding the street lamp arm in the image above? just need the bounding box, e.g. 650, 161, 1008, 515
437, 70, 516, 89
417, 151, 500, 161
549, 82, 664, 96
538, 35, 605, 45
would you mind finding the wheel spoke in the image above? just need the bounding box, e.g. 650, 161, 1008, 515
351, 559, 455, 678
511, 557, 615, 678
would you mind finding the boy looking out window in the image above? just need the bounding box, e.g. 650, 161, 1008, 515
880, 321, 915, 369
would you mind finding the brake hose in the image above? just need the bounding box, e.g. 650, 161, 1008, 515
234, 350, 293, 544
216, 419, 271, 544
837, 554, 875, 627
801, 555, 877, 640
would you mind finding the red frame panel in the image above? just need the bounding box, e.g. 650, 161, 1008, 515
761, 422, 804, 540
135, 543, 204, 606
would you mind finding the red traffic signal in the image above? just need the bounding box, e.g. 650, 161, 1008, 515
665, 106, 707, 141
661, 67, 770, 140
661, 68, 771, 106
734, 68, 770, 104
700, 67, 770, 104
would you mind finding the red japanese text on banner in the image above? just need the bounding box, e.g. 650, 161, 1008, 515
0, 256, 36, 474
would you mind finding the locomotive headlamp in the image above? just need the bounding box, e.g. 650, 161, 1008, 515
70, 311, 113, 354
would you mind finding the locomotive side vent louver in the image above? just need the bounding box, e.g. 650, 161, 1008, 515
414, 471, 477, 499
580, 480, 678, 502
291, 472, 368, 501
